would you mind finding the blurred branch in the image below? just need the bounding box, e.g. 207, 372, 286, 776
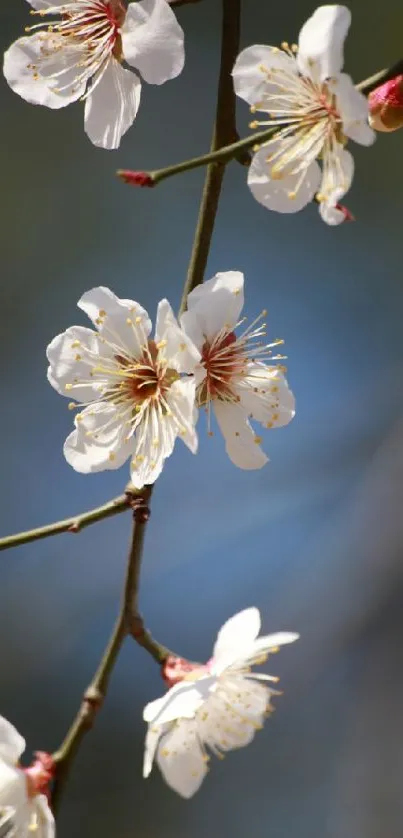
357, 58, 403, 95
51, 488, 170, 812
169, 0, 202, 5
0, 493, 132, 552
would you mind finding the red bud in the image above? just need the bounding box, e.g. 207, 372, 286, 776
117, 170, 154, 187
368, 75, 403, 132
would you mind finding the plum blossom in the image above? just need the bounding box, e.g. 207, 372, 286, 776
143, 608, 299, 797
47, 286, 200, 488
3, 0, 184, 149
232, 5, 375, 224
0, 715, 54, 837
180, 271, 295, 470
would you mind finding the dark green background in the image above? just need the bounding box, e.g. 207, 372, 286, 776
1, 1, 403, 836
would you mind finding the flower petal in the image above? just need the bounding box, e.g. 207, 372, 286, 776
84, 58, 141, 149
297, 5, 351, 82
143, 677, 215, 725
249, 633, 300, 661
0, 763, 29, 825
212, 608, 261, 672
232, 44, 298, 108
164, 378, 198, 454
248, 144, 321, 214
213, 401, 268, 470
319, 144, 354, 225
46, 325, 109, 403
34, 795, 55, 838
78, 286, 151, 357
329, 73, 376, 146
156, 719, 208, 798
0, 717, 25, 765
121, 0, 184, 85
237, 365, 295, 427
155, 299, 200, 374
27, 0, 65, 7
184, 271, 244, 342
143, 724, 165, 778
64, 403, 134, 473
3, 34, 85, 109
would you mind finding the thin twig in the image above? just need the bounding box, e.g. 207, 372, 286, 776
51, 488, 163, 812
178, 0, 241, 316
0, 493, 131, 552
357, 58, 403, 94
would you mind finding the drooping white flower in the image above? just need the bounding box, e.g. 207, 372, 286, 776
3, 0, 184, 149
0, 715, 54, 837
47, 286, 200, 488
143, 608, 299, 798
232, 5, 375, 223
180, 271, 295, 470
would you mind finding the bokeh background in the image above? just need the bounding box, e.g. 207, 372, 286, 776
1, 1, 403, 835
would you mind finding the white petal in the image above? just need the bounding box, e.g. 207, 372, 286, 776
212, 608, 261, 672
238, 365, 295, 427
248, 144, 321, 214
198, 677, 269, 749
46, 325, 109, 402
130, 402, 177, 489
329, 73, 376, 146
156, 719, 208, 798
78, 286, 151, 356
232, 44, 298, 107
34, 796, 55, 838
64, 403, 134, 474
143, 724, 164, 778
0, 762, 27, 814
27, 0, 65, 7
185, 271, 244, 341
297, 5, 351, 82
0, 717, 25, 765
213, 401, 268, 470
250, 631, 300, 656
121, 0, 184, 85
319, 144, 354, 225
164, 378, 198, 454
3, 34, 86, 108
155, 299, 200, 374
143, 677, 215, 724
84, 58, 141, 149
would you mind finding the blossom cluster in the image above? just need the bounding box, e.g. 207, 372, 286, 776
46, 273, 295, 487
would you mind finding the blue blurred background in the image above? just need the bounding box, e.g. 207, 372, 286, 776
1, 1, 403, 835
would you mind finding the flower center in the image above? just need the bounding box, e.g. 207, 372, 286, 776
113, 341, 179, 407
199, 331, 245, 405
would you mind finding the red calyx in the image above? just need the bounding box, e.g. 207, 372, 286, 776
369, 75, 403, 132
117, 170, 154, 187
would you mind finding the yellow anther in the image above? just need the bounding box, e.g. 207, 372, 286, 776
68, 402, 76, 410
254, 436, 262, 444
98, 309, 106, 317
249, 120, 258, 129
65, 383, 73, 391
179, 342, 187, 351
156, 339, 167, 350
109, 452, 115, 461
135, 316, 142, 324
75, 353, 81, 361
71, 340, 81, 348
288, 191, 297, 199
281, 41, 289, 50
126, 318, 132, 325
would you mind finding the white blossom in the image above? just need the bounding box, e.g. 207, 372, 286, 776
47, 286, 200, 488
143, 608, 299, 798
0, 716, 54, 838
232, 5, 375, 223
180, 271, 295, 470
3, 0, 184, 149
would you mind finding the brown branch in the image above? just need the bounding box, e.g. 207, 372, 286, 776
0, 493, 132, 552
50, 487, 166, 812
178, 0, 241, 316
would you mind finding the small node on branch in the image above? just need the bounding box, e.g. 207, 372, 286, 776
81, 686, 103, 727
126, 485, 152, 523
117, 169, 155, 187
67, 521, 80, 533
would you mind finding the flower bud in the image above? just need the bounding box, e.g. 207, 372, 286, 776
117, 170, 154, 187
368, 75, 403, 132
